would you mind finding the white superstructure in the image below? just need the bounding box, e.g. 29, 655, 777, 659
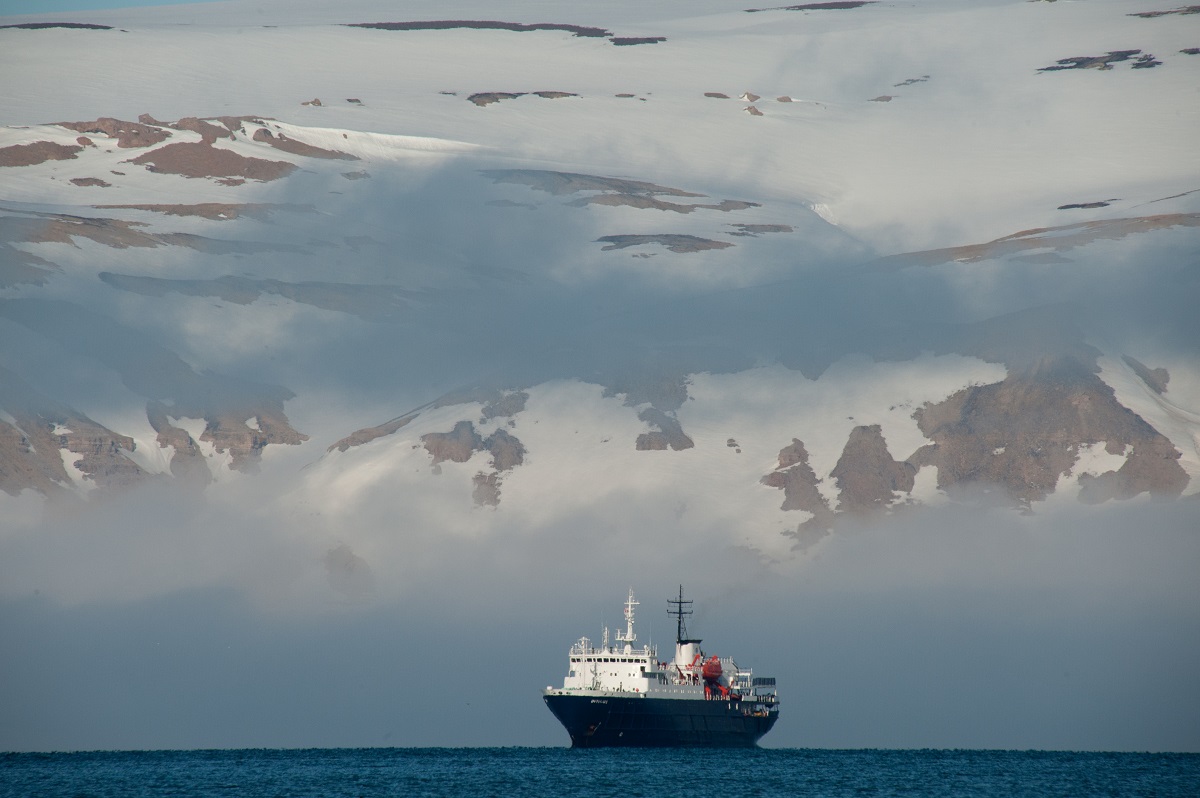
550, 588, 776, 704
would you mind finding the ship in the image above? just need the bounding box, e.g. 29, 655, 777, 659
543, 586, 779, 747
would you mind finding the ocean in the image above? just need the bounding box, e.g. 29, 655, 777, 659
2, 748, 1197, 797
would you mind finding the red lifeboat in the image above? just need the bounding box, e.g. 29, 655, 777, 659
701, 655, 723, 682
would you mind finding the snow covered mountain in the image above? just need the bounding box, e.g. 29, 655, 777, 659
2, 0, 1198, 560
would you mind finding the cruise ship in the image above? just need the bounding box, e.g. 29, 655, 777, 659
543, 587, 779, 747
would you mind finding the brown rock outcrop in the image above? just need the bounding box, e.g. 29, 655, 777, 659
635, 408, 694, 451
760, 438, 836, 544
58, 118, 171, 148
251, 128, 358, 160
1122, 355, 1169, 394
422, 420, 526, 505
0, 141, 82, 167
128, 141, 297, 181
830, 424, 915, 514
909, 355, 1189, 505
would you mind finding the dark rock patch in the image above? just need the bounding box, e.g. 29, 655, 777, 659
467, 91, 577, 106
870, 213, 1200, 268
635, 408, 694, 451
1058, 200, 1116, 209
69, 177, 111, 187
252, 127, 358, 160
1129, 6, 1200, 18
58, 117, 170, 148
0, 141, 82, 167
760, 438, 835, 545
597, 234, 734, 253
611, 36, 666, 45
328, 414, 417, 453
746, 2, 874, 11
705, 92, 730, 99
1182, 48, 1200, 55
729, 223, 793, 236
909, 355, 1188, 505
0, 22, 113, 30
831, 425, 916, 514
128, 141, 297, 182
347, 21, 612, 37
1122, 355, 1170, 394
1038, 50, 1159, 71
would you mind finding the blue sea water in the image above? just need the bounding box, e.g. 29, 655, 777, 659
2, 748, 1198, 798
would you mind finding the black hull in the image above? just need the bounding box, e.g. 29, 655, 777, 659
543, 693, 777, 748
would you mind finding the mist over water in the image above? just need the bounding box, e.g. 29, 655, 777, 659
2, 487, 1197, 752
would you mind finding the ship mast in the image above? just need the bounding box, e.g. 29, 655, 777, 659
667, 584, 694, 644
615, 587, 638, 653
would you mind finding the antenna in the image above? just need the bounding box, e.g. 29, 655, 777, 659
667, 584, 693, 643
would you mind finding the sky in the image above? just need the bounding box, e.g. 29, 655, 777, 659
1, 0, 1198, 753
0, 0, 208, 15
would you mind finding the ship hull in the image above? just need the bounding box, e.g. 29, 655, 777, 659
543, 693, 777, 748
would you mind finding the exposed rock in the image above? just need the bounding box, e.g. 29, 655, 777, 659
909, 355, 1189, 505
1129, 6, 1200, 18
1122, 355, 1169, 394
870, 214, 1200, 269
128, 140, 297, 181
301, 98, 323, 106
596, 234, 734, 253
570, 195, 759, 214
252, 127, 358, 160
468, 92, 525, 107
1038, 50, 1158, 71
328, 414, 417, 453
483, 169, 704, 198
760, 438, 836, 544
744, 105, 764, 116
421, 420, 525, 505
635, 408, 694, 451
172, 116, 234, 143
467, 91, 577, 106
93, 202, 312, 221
746, 2, 874, 11
345, 21, 612, 38
0, 366, 148, 496
705, 92, 730, 99
483, 428, 526, 470
830, 425, 916, 514
423, 420, 484, 465
603, 372, 691, 412
58, 117, 170, 148
610, 37, 666, 45
69, 177, 111, 187
729, 223, 793, 235
342, 170, 370, 180
145, 400, 210, 488
197, 410, 308, 473
472, 472, 501, 506
0, 141, 82, 167
482, 391, 529, 419
1058, 201, 1114, 210
870, 95, 893, 102
0, 22, 113, 29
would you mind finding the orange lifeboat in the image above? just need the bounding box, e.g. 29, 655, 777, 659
701, 655, 723, 682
